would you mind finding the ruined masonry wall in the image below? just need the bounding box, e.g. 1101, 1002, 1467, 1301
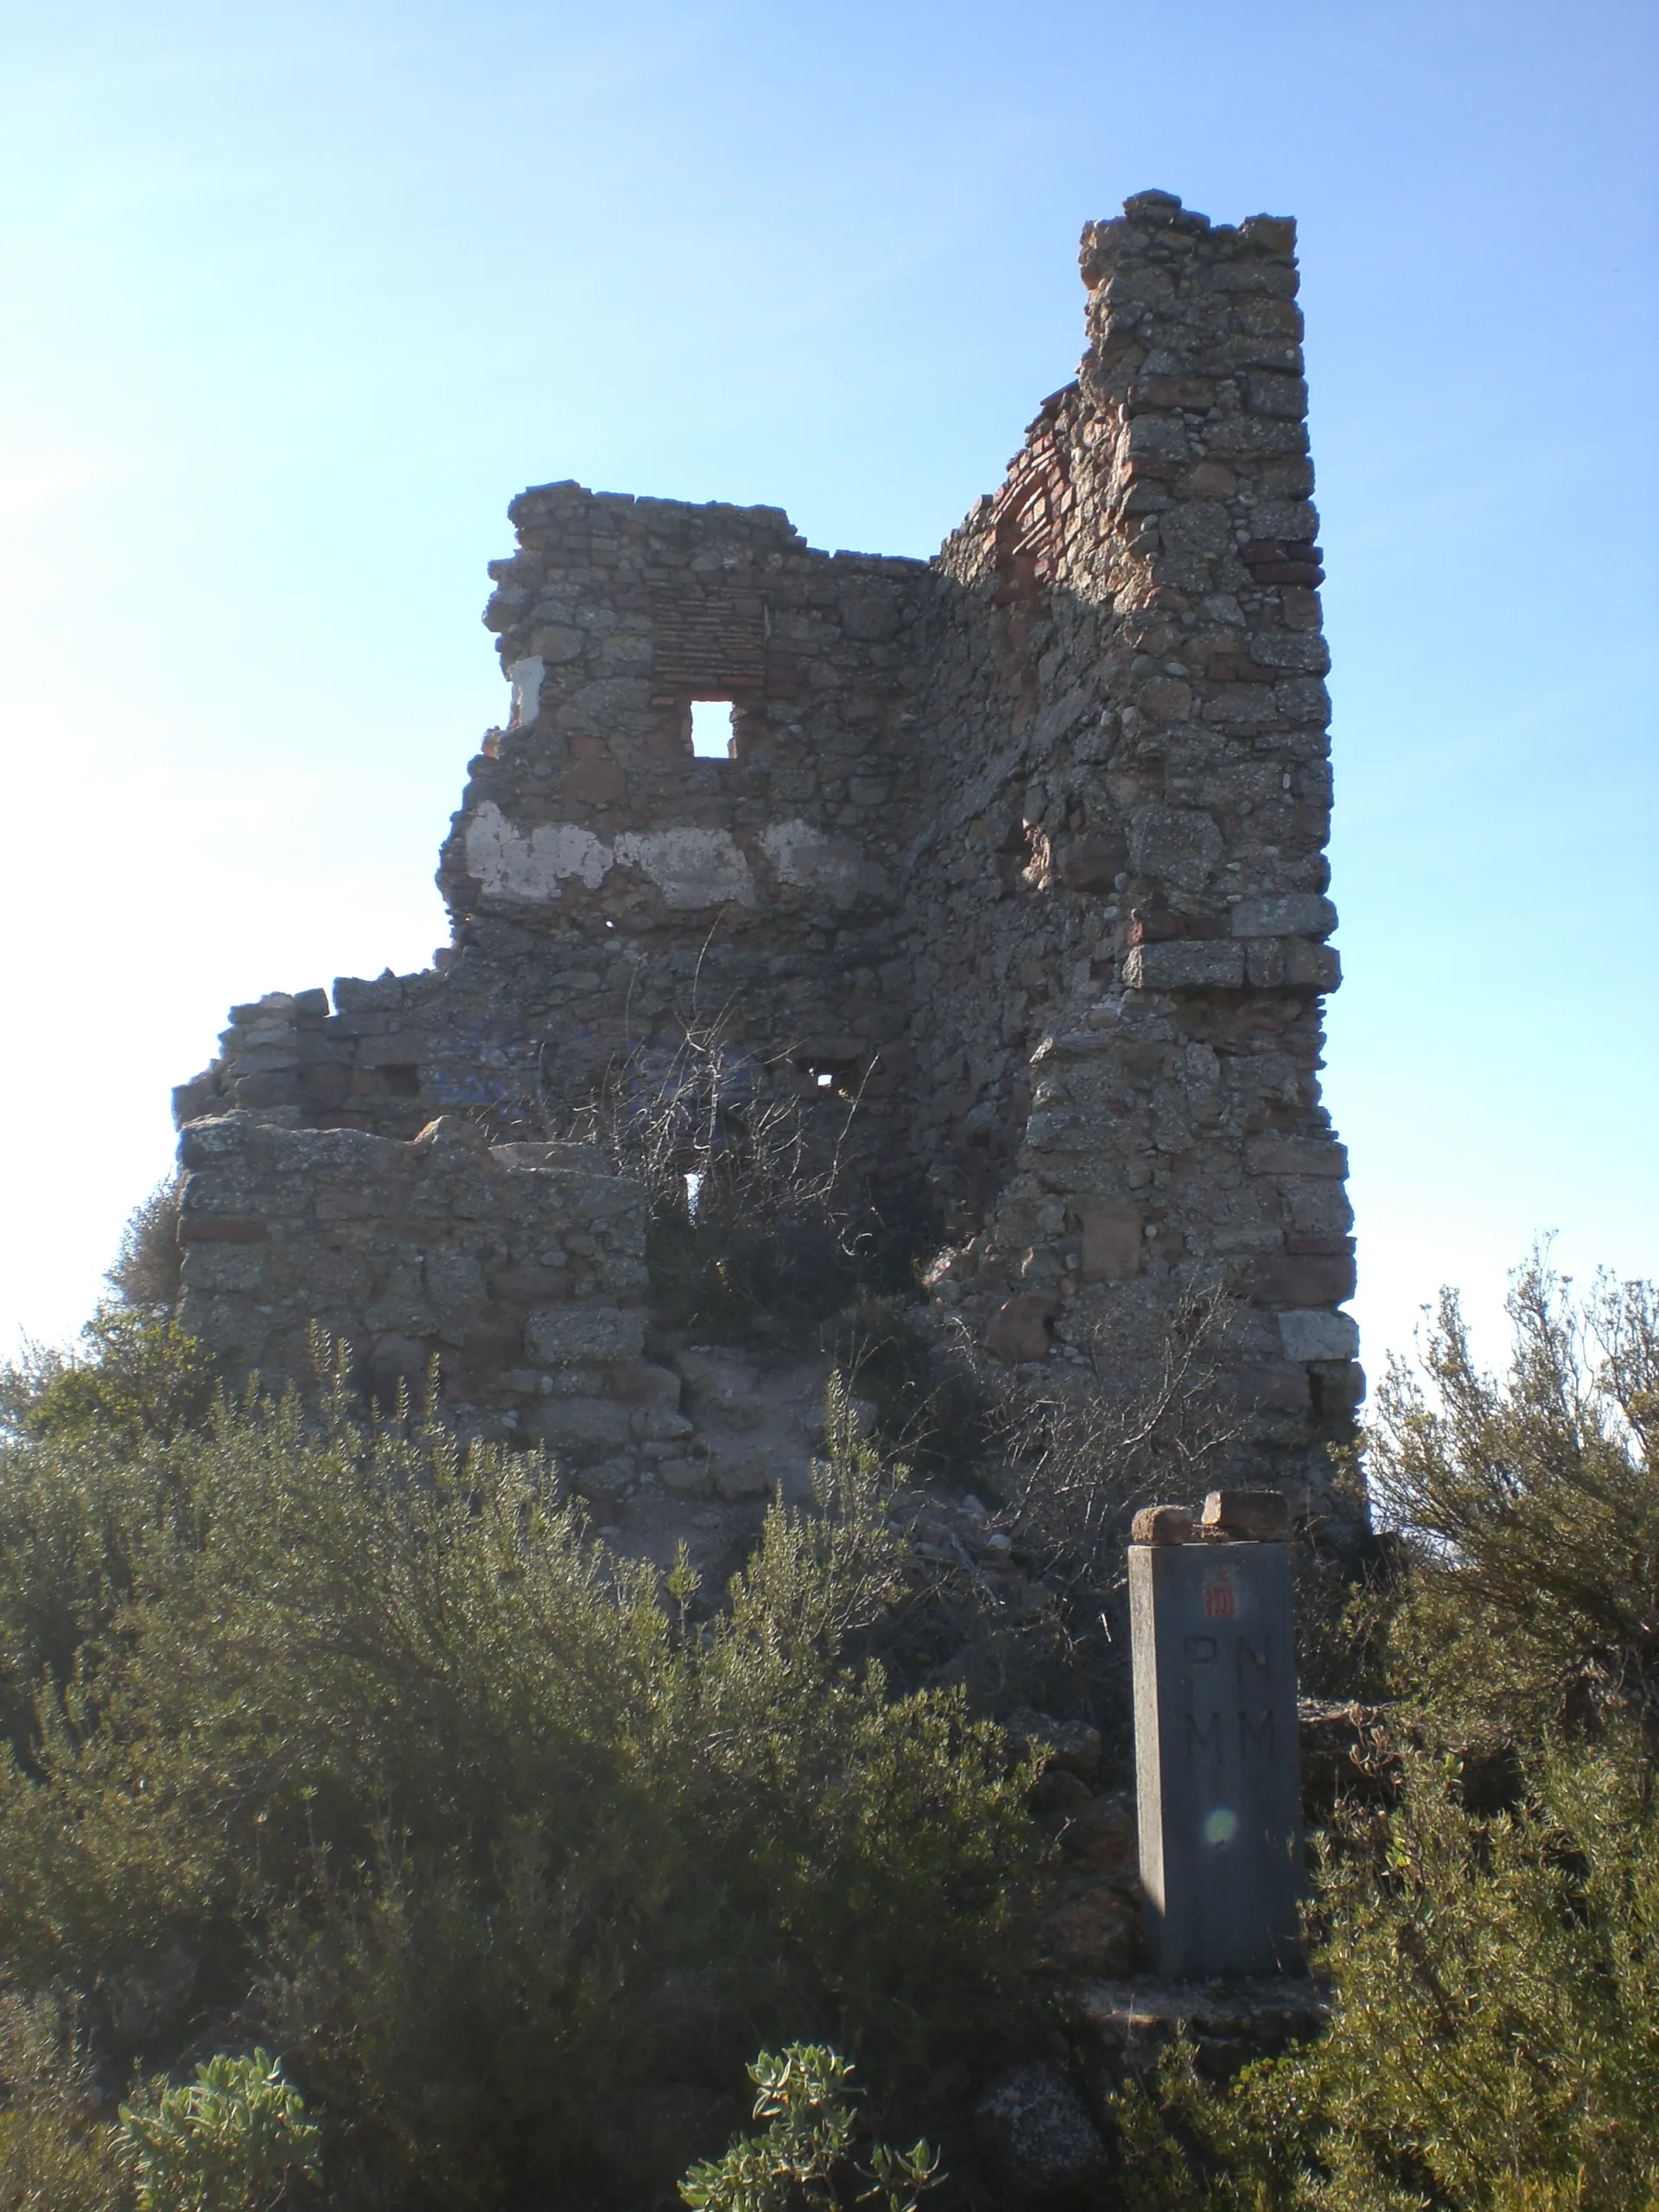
173, 191, 1361, 1512
904, 192, 1357, 1497
176, 1114, 677, 1484
175, 499, 933, 1155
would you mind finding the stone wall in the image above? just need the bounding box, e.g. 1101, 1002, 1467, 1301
173, 496, 932, 1165
175, 1112, 670, 1478
903, 191, 1357, 1495
174, 190, 1361, 1514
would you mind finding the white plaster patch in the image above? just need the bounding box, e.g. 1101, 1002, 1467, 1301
613, 828, 755, 908
507, 656, 545, 729
464, 802, 608, 899
465, 807, 758, 911
760, 819, 872, 906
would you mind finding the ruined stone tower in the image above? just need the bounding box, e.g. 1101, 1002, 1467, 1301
173, 192, 1359, 1513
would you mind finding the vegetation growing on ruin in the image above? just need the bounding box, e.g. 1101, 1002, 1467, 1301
573, 1020, 920, 1352
0, 1344, 1037, 2209
1112, 1732, 1659, 2212
0, 1255, 1654, 2209
1111, 1258, 1659, 2211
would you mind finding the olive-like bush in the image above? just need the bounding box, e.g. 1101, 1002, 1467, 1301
1111, 1734, 1659, 2211
1374, 1256, 1658, 1744
1110, 1256, 1659, 2212
0, 1357, 1039, 2208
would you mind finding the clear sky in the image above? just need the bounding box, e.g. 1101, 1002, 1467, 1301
2, 0, 1655, 1384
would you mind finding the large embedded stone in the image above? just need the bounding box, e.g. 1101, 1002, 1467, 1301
1277, 1309, 1360, 1362
1002, 1708, 1102, 1786
708, 1447, 772, 1500
1244, 1135, 1348, 1179
1035, 1880, 1141, 1977
524, 1306, 646, 1365
1127, 804, 1222, 889
1058, 1789, 1138, 1879
1200, 1489, 1292, 1540
1230, 893, 1337, 938
1283, 939, 1341, 991
1131, 1503, 1195, 1545
673, 1347, 760, 1408
975, 2064, 1112, 2203
984, 1295, 1056, 1363
423, 1249, 488, 1317
1055, 835, 1127, 893
1078, 1202, 1142, 1281
1122, 940, 1244, 990
522, 1397, 634, 1456
1248, 1250, 1357, 1306
632, 1405, 694, 1443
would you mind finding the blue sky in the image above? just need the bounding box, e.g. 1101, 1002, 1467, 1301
2, 0, 1655, 1381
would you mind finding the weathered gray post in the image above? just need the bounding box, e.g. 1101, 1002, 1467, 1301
1129, 1492, 1305, 1979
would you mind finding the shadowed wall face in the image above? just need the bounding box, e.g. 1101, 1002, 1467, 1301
1130, 1536, 1304, 1977
171, 191, 1359, 1509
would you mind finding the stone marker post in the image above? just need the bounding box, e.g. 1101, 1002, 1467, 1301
1129, 1491, 1305, 1978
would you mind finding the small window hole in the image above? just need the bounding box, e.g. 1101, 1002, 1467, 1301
690, 700, 736, 759
800, 1056, 861, 1098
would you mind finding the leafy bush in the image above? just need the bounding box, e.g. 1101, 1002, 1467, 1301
1109, 1263, 1659, 2211
0, 1993, 128, 2209
1373, 1257, 1658, 1743
119, 2048, 320, 2212
1110, 1734, 1659, 2211
0, 1312, 221, 1761
105, 1179, 183, 1311
0, 1305, 217, 1453
679, 2044, 942, 2212
0, 1360, 1039, 2208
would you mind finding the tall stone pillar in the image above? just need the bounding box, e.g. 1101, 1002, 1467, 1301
1130, 1493, 1305, 1978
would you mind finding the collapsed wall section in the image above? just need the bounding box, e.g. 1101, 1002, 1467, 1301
175, 493, 932, 1161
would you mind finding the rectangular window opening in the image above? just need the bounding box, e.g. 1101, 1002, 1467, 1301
690, 700, 736, 759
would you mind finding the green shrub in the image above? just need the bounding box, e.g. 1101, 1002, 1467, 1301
0, 1364, 1039, 2208
105, 1178, 183, 1312
0, 1994, 128, 2210
1111, 1720, 1659, 2211
0, 1306, 216, 1453
119, 2049, 319, 2212
1371, 1257, 1658, 1744
679, 2044, 942, 2212
1109, 1259, 1659, 2211
0, 1312, 219, 1762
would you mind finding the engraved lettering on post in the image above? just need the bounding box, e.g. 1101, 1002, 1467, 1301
1185, 1711, 1222, 1761
1239, 1709, 1274, 1758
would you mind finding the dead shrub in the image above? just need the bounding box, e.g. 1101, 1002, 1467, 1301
863, 1287, 1384, 1758
572, 1018, 917, 1349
